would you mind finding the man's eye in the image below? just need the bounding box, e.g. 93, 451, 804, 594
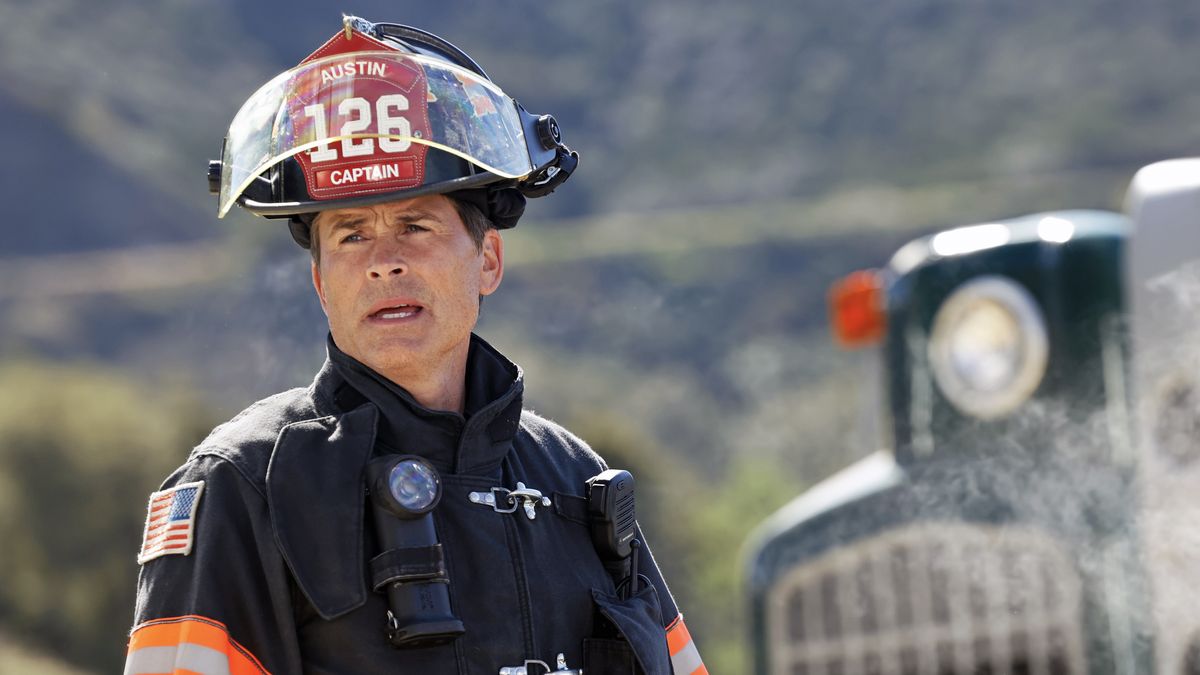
404, 223, 430, 234
340, 233, 365, 243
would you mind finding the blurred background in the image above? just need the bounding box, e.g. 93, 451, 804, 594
0, 0, 1197, 672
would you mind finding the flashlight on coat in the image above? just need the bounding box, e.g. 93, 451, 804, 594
367, 454, 465, 648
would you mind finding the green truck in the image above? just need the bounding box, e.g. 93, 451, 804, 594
745, 158, 1200, 675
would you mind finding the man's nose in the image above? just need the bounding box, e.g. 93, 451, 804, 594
367, 240, 408, 279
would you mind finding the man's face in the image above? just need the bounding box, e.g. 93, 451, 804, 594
310, 194, 503, 385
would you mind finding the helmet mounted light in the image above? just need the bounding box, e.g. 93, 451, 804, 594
208, 16, 578, 240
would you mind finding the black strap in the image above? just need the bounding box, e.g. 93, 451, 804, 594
369, 544, 446, 591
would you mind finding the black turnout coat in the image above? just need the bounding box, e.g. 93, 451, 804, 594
126, 335, 680, 674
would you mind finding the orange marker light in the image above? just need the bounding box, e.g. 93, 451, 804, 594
829, 269, 887, 348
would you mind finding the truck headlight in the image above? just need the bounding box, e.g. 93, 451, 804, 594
928, 276, 1048, 419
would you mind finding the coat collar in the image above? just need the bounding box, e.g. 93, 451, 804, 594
325, 333, 524, 476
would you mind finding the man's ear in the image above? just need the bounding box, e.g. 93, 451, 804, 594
311, 259, 329, 316
479, 229, 504, 296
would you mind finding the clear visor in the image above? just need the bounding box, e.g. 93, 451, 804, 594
218, 51, 533, 217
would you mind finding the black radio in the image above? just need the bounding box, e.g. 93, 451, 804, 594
586, 469, 641, 598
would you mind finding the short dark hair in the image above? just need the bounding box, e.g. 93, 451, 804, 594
308, 194, 494, 264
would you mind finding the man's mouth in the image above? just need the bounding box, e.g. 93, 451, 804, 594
370, 304, 422, 320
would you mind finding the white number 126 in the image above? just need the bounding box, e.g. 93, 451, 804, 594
303, 94, 412, 163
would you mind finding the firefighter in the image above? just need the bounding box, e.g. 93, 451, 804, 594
124, 16, 706, 675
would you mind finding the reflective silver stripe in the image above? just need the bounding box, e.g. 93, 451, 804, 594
671, 639, 704, 675
124, 643, 233, 675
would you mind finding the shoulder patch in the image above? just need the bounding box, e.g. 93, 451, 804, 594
138, 481, 204, 564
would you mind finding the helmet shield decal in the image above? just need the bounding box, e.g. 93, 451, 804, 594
218, 51, 534, 217
288, 55, 433, 203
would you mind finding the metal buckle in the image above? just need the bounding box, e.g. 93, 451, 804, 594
469, 482, 552, 520
470, 487, 518, 513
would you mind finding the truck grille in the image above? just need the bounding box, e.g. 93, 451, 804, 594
767, 524, 1085, 675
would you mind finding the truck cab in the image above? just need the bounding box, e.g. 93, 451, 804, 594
745, 206, 1149, 674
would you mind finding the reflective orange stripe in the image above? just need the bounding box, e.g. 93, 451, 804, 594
128, 616, 236, 652
666, 614, 691, 655
665, 614, 708, 675
125, 615, 270, 675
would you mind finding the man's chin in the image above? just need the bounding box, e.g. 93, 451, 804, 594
339, 331, 471, 380
359, 343, 443, 380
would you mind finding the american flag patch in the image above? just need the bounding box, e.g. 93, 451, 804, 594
138, 481, 204, 564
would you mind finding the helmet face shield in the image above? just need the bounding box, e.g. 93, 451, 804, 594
218, 51, 536, 217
